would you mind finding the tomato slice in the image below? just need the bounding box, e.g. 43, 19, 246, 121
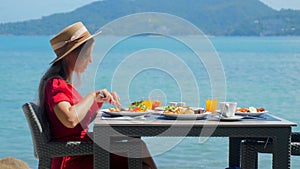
133, 107, 141, 112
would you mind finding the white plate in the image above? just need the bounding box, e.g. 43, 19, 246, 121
220, 115, 243, 121
101, 109, 149, 117
155, 106, 205, 113
235, 111, 267, 117
161, 112, 211, 120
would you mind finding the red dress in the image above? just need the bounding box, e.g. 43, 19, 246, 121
45, 77, 100, 169
45, 77, 128, 169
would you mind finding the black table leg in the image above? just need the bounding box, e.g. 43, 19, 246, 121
229, 137, 242, 167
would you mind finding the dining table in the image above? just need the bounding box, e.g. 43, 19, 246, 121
93, 111, 297, 169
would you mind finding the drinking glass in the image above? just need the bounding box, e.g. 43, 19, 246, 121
151, 100, 162, 110
206, 99, 218, 113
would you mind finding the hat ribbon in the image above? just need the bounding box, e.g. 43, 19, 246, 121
52, 26, 88, 51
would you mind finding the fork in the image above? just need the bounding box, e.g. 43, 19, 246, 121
242, 115, 265, 120
99, 91, 126, 111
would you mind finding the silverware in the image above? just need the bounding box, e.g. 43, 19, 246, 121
99, 91, 106, 98
242, 115, 265, 120
115, 105, 126, 111
99, 91, 126, 111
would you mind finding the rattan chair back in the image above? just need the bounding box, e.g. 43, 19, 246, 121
22, 102, 50, 159
22, 102, 94, 169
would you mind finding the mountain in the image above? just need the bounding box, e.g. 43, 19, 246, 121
1, 0, 300, 36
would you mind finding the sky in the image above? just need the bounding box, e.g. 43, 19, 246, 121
0, 0, 300, 23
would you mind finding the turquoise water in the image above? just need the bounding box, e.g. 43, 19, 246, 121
1, 36, 300, 169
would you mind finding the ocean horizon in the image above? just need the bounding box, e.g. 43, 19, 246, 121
1, 35, 300, 169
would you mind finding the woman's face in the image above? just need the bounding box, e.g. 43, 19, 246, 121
74, 42, 94, 73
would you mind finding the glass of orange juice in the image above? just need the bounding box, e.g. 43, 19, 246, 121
206, 99, 218, 113
151, 100, 162, 110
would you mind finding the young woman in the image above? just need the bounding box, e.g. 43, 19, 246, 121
38, 22, 156, 169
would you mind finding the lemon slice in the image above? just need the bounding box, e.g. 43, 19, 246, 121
249, 106, 257, 113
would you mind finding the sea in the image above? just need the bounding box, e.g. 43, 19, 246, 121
0, 35, 300, 169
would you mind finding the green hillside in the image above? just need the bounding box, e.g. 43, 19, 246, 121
0, 0, 299, 36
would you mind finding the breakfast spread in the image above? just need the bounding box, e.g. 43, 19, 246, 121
107, 99, 266, 116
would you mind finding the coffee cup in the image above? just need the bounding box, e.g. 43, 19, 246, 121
219, 102, 237, 117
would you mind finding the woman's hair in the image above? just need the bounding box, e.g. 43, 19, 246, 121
37, 56, 71, 128
38, 39, 94, 123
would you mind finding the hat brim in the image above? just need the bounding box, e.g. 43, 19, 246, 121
50, 30, 102, 64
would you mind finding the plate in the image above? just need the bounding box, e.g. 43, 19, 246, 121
161, 112, 211, 120
235, 111, 267, 117
220, 115, 243, 121
101, 109, 149, 117
155, 106, 205, 113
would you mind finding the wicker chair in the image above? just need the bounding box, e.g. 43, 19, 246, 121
23, 102, 93, 169
241, 133, 300, 169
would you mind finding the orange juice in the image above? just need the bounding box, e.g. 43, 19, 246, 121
151, 100, 161, 110
206, 99, 218, 113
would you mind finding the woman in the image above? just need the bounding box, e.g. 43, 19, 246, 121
38, 22, 157, 169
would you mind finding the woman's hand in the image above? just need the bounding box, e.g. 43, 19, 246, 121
95, 89, 120, 107
53, 89, 120, 128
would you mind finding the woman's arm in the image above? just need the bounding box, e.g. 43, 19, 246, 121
53, 89, 120, 128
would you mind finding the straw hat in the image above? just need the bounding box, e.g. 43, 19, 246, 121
50, 22, 101, 64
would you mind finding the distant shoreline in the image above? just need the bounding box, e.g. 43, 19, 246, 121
1, 0, 300, 36
1, 34, 300, 37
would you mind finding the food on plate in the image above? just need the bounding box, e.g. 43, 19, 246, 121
236, 107, 266, 113
249, 106, 257, 113
163, 105, 181, 114
257, 107, 265, 112
193, 108, 205, 114
184, 109, 195, 114
108, 107, 120, 112
238, 107, 249, 112
107, 100, 154, 113
129, 101, 148, 112
163, 105, 195, 114
141, 100, 152, 110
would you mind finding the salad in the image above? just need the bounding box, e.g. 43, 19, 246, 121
129, 101, 148, 112
163, 105, 194, 114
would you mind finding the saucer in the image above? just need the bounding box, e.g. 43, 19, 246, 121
220, 115, 243, 121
